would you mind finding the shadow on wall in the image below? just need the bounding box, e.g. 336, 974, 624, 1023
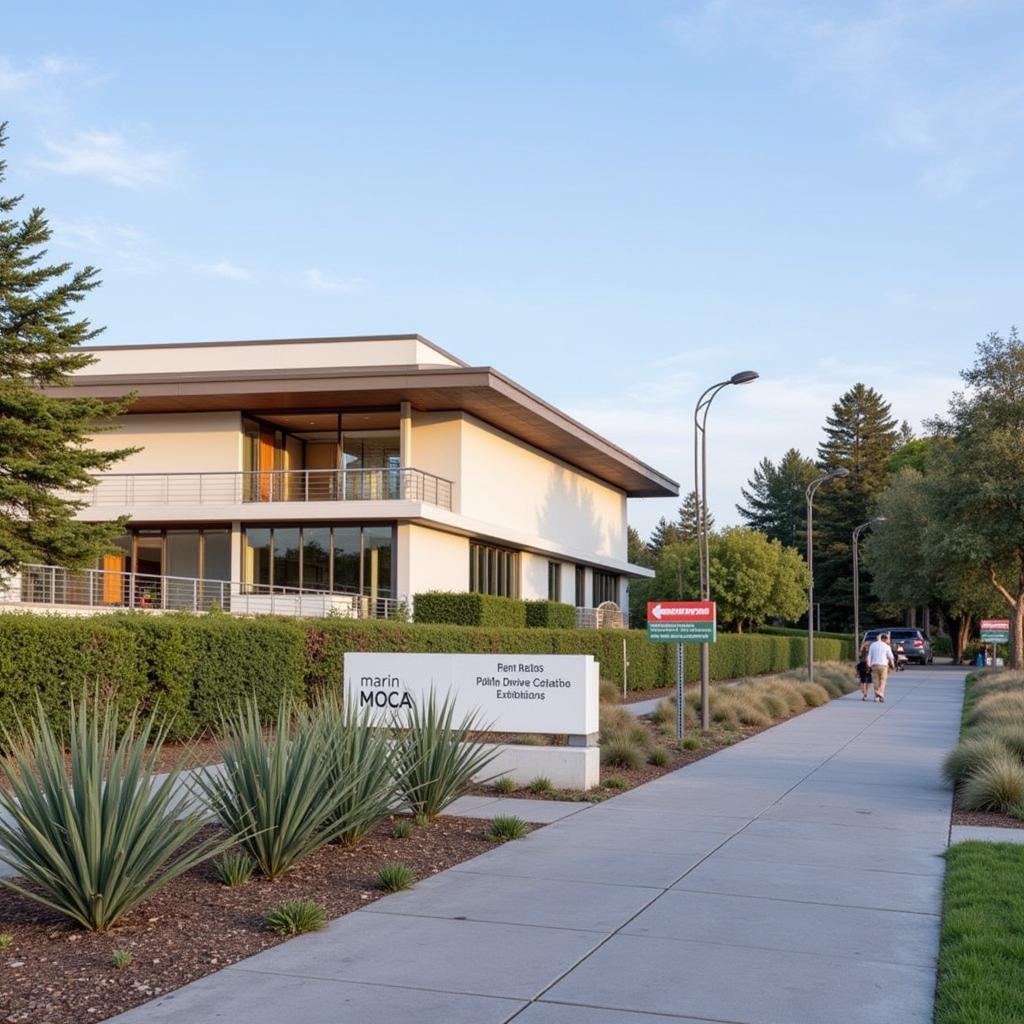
536, 467, 617, 559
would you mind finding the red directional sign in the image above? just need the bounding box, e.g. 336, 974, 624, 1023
646, 601, 716, 643
980, 618, 1010, 643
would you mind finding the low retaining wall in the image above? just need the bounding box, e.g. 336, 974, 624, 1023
476, 743, 599, 790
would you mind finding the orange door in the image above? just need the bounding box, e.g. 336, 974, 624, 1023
259, 430, 276, 500
101, 554, 126, 604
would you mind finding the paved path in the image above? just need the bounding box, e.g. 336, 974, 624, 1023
108, 665, 965, 1024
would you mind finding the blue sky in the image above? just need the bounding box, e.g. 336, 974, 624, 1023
3, 1, 1022, 537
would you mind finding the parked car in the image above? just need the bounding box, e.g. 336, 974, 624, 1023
862, 627, 933, 666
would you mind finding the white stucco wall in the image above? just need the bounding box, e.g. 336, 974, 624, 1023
98, 412, 243, 473
413, 412, 627, 561
396, 524, 470, 599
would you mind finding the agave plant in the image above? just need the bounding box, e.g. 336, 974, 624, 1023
390, 690, 498, 820
193, 696, 373, 878
314, 696, 400, 845
0, 697, 224, 931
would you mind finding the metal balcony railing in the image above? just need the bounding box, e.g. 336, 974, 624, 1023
82, 467, 453, 510
7, 564, 407, 620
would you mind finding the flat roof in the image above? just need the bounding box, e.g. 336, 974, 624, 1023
59, 335, 679, 498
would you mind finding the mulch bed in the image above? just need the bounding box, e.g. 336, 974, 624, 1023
951, 808, 1024, 830
0, 815, 508, 1024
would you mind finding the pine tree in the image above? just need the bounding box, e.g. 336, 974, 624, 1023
813, 383, 899, 629
648, 516, 682, 558
736, 448, 818, 550
0, 123, 133, 577
677, 490, 712, 542
627, 525, 651, 567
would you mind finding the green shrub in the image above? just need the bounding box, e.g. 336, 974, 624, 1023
493, 776, 517, 794
599, 678, 621, 704
0, 933, 11, 950
487, 815, 529, 842
960, 754, 1024, 812
314, 696, 397, 845
602, 774, 629, 788
214, 851, 256, 887
528, 775, 554, 793
797, 682, 830, 708
648, 746, 671, 767
391, 818, 415, 838
524, 600, 576, 629
756, 689, 789, 718
413, 592, 526, 627
376, 862, 417, 892
194, 697, 364, 879
680, 735, 701, 751
985, 724, 1024, 761
263, 899, 327, 936
601, 738, 645, 769
112, 951, 133, 970
391, 691, 499, 820
0, 697, 225, 931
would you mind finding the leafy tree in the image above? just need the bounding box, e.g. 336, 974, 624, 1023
736, 448, 818, 550
926, 330, 1024, 667
0, 123, 132, 577
813, 383, 899, 629
863, 467, 998, 659
888, 437, 934, 474
653, 528, 808, 632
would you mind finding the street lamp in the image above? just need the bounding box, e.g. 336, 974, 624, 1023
694, 369, 760, 729
852, 516, 886, 657
806, 467, 849, 681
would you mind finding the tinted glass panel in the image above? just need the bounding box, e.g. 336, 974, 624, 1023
166, 531, 200, 580
273, 527, 301, 590
332, 526, 361, 592
303, 526, 331, 591
363, 525, 393, 598
245, 528, 272, 588
203, 530, 231, 581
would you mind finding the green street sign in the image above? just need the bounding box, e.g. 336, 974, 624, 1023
647, 620, 716, 644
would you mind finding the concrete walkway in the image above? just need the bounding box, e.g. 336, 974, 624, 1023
110, 665, 965, 1024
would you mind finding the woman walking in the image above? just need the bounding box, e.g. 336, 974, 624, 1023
856, 641, 872, 700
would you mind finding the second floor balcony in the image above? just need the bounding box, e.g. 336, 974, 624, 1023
83, 467, 454, 511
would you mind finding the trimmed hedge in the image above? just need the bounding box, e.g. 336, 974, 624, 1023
524, 600, 576, 629
413, 592, 526, 628
757, 625, 854, 646
0, 612, 852, 740
0, 613, 305, 742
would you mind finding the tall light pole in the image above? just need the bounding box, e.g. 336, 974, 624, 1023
852, 516, 886, 656
806, 467, 849, 681
694, 369, 759, 729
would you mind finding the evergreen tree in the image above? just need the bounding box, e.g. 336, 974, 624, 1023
648, 516, 682, 557
0, 123, 133, 577
736, 448, 818, 550
627, 525, 651, 567
677, 490, 712, 542
813, 383, 899, 629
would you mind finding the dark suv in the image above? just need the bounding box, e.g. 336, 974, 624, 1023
862, 628, 933, 666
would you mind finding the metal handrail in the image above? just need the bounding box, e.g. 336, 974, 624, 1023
6, 563, 407, 620
82, 467, 454, 510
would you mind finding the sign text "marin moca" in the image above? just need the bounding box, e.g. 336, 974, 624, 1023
980, 619, 1011, 643
646, 601, 717, 644
343, 653, 599, 736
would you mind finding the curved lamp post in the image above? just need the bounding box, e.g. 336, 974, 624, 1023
852, 516, 886, 657
694, 369, 759, 729
806, 467, 849, 681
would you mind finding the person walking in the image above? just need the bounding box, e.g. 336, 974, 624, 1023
856, 641, 872, 700
867, 632, 895, 703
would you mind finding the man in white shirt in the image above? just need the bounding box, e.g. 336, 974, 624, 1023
867, 633, 895, 703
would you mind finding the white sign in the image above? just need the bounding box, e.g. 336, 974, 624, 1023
343, 653, 599, 736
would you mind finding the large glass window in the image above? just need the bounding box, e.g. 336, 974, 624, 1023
574, 566, 586, 607
273, 527, 302, 590
166, 531, 200, 580
242, 524, 394, 596
469, 541, 520, 597
547, 562, 561, 602
593, 570, 619, 605
203, 530, 231, 581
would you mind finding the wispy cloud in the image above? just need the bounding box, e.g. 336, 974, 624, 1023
50, 217, 159, 275
36, 129, 182, 190
0, 53, 79, 94
303, 269, 366, 294
195, 259, 253, 282
665, 1, 1024, 196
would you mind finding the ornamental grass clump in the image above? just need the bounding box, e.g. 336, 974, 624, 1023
943, 735, 1013, 786
263, 899, 327, 936
213, 851, 256, 887
391, 691, 498, 820
797, 682, 830, 708
375, 861, 416, 892
493, 776, 517, 794
195, 697, 369, 879
648, 746, 671, 767
487, 815, 529, 842
528, 775, 553, 794
959, 753, 1024, 813
0, 697, 226, 931
969, 691, 1024, 729
601, 737, 644, 770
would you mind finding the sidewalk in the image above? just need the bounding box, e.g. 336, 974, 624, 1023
110, 666, 965, 1024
